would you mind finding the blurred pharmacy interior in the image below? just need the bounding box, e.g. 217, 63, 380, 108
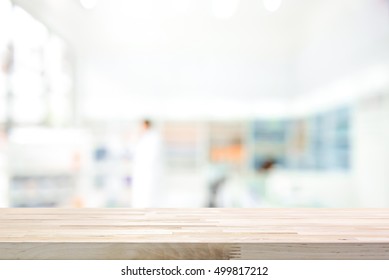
1, 0, 389, 208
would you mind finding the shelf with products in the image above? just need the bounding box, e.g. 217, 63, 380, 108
9, 175, 76, 207
85, 123, 139, 207
249, 119, 288, 170
162, 121, 206, 171
7, 127, 91, 207
249, 106, 351, 172
208, 121, 246, 167
0, 4, 76, 207
305, 106, 351, 170
285, 119, 310, 169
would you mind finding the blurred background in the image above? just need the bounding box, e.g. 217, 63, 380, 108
1, 0, 389, 208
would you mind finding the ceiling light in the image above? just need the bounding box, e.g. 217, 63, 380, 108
80, 0, 98, 10
263, 0, 282, 12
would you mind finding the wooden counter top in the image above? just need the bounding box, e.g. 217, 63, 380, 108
1, 208, 389, 259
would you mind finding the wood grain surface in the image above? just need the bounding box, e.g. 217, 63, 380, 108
1, 208, 389, 259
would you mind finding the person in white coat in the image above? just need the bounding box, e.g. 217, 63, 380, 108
131, 120, 162, 208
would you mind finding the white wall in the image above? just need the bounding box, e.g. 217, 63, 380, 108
353, 92, 389, 207
0, 159, 8, 207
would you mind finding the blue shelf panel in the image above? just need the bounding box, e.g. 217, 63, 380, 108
250, 106, 351, 171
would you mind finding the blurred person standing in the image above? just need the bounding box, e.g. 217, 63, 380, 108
245, 159, 277, 207
131, 119, 162, 207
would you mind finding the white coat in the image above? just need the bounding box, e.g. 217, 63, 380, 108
131, 130, 162, 207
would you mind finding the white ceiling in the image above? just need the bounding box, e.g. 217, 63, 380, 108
11, 0, 389, 119
12, 0, 315, 55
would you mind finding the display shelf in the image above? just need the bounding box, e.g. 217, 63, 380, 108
6, 127, 90, 207
208, 121, 246, 166
249, 106, 351, 172
162, 121, 205, 170
249, 119, 287, 170
9, 175, 75, 207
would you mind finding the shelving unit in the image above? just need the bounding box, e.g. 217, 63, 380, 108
162, 121, 205, 171
249, 119, 287, 170
308, 107, 351, 170
0, 4, 76, 207
7, 127, 90, 207
248, 107, 351, 172
85, 123, 137, 207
